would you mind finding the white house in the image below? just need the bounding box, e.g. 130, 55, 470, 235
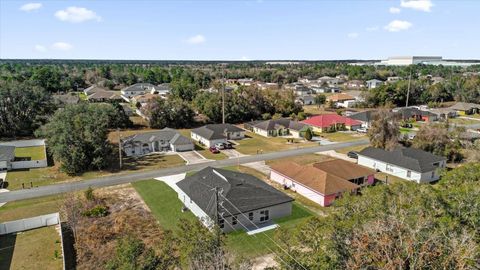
121, 83, 157, 99
176, 167, 293, 232
366, 79, 384, 89
122, 128, 194, 157
357, 147, 447, 183
191, 124, 245, 148
248, 118, 310, 138
0, 145, 15, 171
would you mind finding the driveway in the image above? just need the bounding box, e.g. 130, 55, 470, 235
154, 173, 186, 193
177, 151, 210, 165
0, 189, 9, 207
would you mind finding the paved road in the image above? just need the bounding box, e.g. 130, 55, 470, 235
0, 139, 369, 203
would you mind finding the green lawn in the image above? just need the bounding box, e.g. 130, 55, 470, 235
0, 226, 63, 270
449, 117, 480, 125
5, 154, 184, 190
317, 132, 366, 142
132, 180, 197, 230
133, 176, 317, 258
0, 195, 64, 222
235, 132, 318, 155
14, 146, 46, 160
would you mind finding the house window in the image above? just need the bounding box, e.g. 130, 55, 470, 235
259, 210, 270, 222
218, 218, 225, 229
407, 170, 411, 178
249, 212, 254, 221
232, 215, 238, 225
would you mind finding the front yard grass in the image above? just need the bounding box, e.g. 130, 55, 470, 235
235, 132, 318, 155
449, 117, 480, 125
5, 154, 185, 190
0, 226, 63, 270
0, 195, 64, 222
265, 153, 332, 166
336, 144, 368, 154
14, 146, 46, 160
317, 131, 366, 142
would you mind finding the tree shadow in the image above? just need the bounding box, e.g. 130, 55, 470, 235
0, 233, 17, 270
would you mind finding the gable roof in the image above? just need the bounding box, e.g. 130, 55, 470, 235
253, 118, 307, 132
313, 159, 375, 180
358, 147, 446, 173
302, 114, 361, 128
270, 161, 360, 196
122, 128, 192, 146
366, 79, 383, 84
192, 124, 244, 140
122, 83, 156, 93
450, 102, 480, 111
349, 110, 378, 122
0, 145, 15, 162
177, 167, 293, 218
84, 85, 109, 95
87, 90, 123, 101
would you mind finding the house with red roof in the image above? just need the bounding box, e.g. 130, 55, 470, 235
301, 114, 362, 133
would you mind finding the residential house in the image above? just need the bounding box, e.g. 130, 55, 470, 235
450, 102, 480, 115
327, 93, 357, 108
386, 76, 403, 83
366, 79, 384, 89
256, 82, 279, 90
121, 83, 157, 99
153, 83, 171, 96
394, 107, 438, 122
357, 147, 447, 183
345, 80, 365, 89
428, 107, 457, 120
237, 78, 254, 86
249, 118, 310, 138
0, 145, 15, 171
122, 128, 194, 157
177, 167, 293, 232
295, 95, 315, 105
83, 85, 109, 96
131, 93, 161, 107
311, 86, 340, 94
191, 124, 245, 147
286, 83, 311, 96
302, 114, 362, 133
349, 110, 378, 128
270, 159, 374, 206
87, 90, 124, 103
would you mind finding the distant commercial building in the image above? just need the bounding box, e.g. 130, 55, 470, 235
376, 56, 479, 67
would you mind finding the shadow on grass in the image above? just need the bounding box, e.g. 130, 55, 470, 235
0, 233, 16, 270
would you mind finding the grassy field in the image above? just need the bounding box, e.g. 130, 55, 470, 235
235, 132, 318, 155
0, 226, 63, 270
265, 153, 331, 166
317, 131, 367, 142
0, 195, 64, 222
14, 146, 46, 160
5, 154, 184, 190
302, 105, 334, 115
448, 117, 480, 125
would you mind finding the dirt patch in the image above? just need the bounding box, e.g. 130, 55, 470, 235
251, 254, 278, 270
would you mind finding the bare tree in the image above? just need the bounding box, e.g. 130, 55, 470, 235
61, 193, 82, 239
367, 109, 400, 150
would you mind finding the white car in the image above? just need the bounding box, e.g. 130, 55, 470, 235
357, 128, 368, 133
214, 143, 225, 150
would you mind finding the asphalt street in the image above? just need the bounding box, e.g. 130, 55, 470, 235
0, 139, 369, 203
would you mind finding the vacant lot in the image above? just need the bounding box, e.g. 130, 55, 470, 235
265, 153, 331, 166
235, 132, 318, 155
14, 146, 46, 160
0, 226, 63, 270
317, 131, 367, 142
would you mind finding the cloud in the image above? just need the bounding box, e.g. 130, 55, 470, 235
20, 3, 42, 12
384, 20, 413, 32
389, 7, 401, 13
366, 26, 380, 32
347, 32, 359, 39
52, 42, 73, 51
186, 34, 206, 44
239, 56, 251, 61
400, 0, 434, 12
34, 44, 47, 52
54, 6, 101, 23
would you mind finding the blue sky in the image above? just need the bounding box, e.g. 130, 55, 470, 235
1, 0, 479, 60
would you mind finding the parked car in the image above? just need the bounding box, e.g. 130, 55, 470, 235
215, 142, 225, 150
209, 147, 220, 154
357, 127, 368, 133
223, 142, 233, 149
347, 151, 358, 159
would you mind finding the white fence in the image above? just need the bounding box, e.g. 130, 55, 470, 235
0, 213, 60, 235
0, 139, 45, 147
11, 159, 48, 169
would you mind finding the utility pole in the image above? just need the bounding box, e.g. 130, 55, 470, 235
117, 128, 122, 170
406, 69, 412, 107
222, 70, 226, 124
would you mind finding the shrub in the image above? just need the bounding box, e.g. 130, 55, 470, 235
82, 205, 108, 218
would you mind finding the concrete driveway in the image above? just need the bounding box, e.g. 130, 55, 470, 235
154, 173, 186, 193
177, 151, 210, 165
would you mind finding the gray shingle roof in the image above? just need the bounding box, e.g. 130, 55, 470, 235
122, 128, 191, 146
358, 147, 446, 173
253, 118, 307, 132
191, 124, 244, 140
0, 145, 15, 162
349, 110, 378, 122
122, 83, 156, 93
177, 167, 293, 218
450, 102, 480, 111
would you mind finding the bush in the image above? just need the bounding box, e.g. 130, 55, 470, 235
84, 187, 95, 201
82, 205, 108, 218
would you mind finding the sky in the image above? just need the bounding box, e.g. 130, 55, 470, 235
0, 0, 479, 60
